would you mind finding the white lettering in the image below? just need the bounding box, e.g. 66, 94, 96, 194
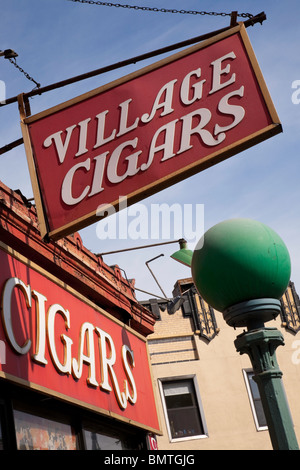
107, 138, 142, 184
178, 108, 225, 154
0, 275, 139, 411
96, 203, 117, 239
1, 278, 32, 355
291, 80, 300, 104
141, 119, 178, 171
88, 152, 109, 197
95, 327, 127, 409
127, 203, 149, 240
61, 158, 90, 205
150, 203, 182, 240
43, 125, 76, 164
72, 322, 99, 387
75, 118, 91, 157
141, 79, 177, 123
94, 110, 116, 149
122, 345, 137, 404
180, 68, 206, 105
32, 290, 48, 365
47, 304, 73, 375
118, 196, 129, 240
117, 99, 139, 137
210, 51, 236, 94
291, 340, 300, 364
214, 86, 245, 135
43, 52, 249, 209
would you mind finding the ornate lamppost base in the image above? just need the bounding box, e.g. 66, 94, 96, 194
191, 218, 299, 450
223, 298, 281, 331
227, 300, 299, 450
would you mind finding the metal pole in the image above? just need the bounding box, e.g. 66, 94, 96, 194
235, 327, 299, 450
0, 12, 266, 108
145, 254, 168, 299
97, 239, 181, 256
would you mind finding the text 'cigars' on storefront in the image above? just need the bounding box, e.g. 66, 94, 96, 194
0, 182, 160, 449
0, 244, 160, 432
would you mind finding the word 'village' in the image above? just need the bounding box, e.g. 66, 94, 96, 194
44, 51, 244, 206
22, 25, 280, 240
0, 21, 286, 450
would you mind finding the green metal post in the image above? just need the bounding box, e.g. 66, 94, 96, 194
235, 327, 299, 450
192, 219, 299, 450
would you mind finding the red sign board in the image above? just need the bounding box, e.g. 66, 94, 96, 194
0, 242, 160, 433
21, 24, 281, 240
147, 433, 158, 450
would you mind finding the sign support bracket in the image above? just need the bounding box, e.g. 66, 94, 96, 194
0, 11, 267, 157
230, 11, 238, 27
17, 93, 31, 120
18, 93, 50, 241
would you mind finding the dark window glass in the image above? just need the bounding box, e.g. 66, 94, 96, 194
84, 429, 128, 450
0, 414, 3, 450
247, 372, 267, 428
162, 379, 205, 439
83, 421, 143, 450
14, 409, 78, 450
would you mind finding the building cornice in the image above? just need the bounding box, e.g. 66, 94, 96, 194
0, 181, 155, 336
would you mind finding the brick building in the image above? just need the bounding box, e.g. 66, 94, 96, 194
142, 278, 300, 450
0, 180, 160, 450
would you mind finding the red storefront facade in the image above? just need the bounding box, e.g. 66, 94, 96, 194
0, 180, 160, 450
0, 22, 281, 451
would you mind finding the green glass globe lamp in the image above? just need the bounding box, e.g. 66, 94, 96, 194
191, 218, 291, 330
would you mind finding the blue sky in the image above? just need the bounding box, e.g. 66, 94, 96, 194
1, 0, 300, 302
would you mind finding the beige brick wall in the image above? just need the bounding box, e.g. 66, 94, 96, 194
147, 283, 300, 450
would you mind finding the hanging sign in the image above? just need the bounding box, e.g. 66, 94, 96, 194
0, 242, 160, 433
20, 23, 282, 240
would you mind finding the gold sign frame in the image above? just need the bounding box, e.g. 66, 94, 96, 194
20, 24, 282, 240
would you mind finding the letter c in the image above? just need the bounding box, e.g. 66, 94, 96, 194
61, 158, 90, 206
1, 278, 32, 355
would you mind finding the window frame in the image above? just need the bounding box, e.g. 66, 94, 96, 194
158, 375, 208, 443
13, 407, 78, 450
0, 380, 147, 450
242, 369, 268, 431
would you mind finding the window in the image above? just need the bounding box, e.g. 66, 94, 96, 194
83, 427, 138, 450
0, 398, 12, 450
0, 381, 147, 450
159, 377, 207, 441
14, 409, 78, 450
243, 370, 267, 430
0, 415, 3, 450
84, 429, 125, 450
82, 420, 143, 450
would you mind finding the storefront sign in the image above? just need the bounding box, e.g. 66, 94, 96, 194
21, 24, 281, 240
0, 243, 160, 433
147, 433, 158, 450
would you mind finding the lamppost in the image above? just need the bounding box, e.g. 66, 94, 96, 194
191, 218, 299, 450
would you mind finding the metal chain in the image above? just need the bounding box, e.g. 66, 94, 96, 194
7, 57, 41, 90
4, 2, 253, 93
67, 0, 253, 19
